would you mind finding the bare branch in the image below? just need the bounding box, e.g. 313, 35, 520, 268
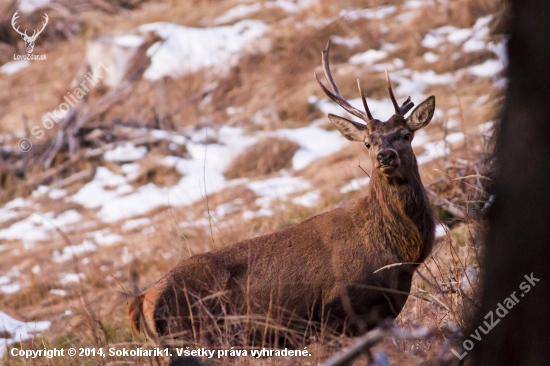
321, 326, 431, 366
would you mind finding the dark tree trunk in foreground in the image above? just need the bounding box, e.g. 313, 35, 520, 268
472, 1, 550, 365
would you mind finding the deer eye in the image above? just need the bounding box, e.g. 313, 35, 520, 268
404, 134, 411, 141
364, 142, 371, 149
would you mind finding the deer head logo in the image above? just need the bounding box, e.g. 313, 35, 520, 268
11, 11, 49, 54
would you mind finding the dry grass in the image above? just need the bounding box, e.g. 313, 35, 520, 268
224, 137, 300, 179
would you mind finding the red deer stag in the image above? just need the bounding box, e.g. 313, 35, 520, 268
128, 40, 435, 348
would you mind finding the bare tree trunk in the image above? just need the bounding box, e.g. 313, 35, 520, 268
472, 1, 550, 365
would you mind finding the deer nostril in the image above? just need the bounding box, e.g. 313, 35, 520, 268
377, 150, 397, 165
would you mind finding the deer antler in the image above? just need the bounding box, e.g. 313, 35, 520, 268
385, 69, 414, 116
11, 11, 28, 38
357, 79, 373, 120
315, 40, 371, 122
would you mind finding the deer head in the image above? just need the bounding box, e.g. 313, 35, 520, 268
11, 11, 49, 54
315, 40, 435, 184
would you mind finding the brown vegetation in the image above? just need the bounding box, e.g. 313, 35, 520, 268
224, 137, 300, 179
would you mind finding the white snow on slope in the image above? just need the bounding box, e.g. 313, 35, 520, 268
341, 5, 396, 20
273, 126, 349, 170
214, 0, 317, 24
247, 176, 311, 200
18, 0, 50, 13
0, 210, 82, 242
0, 61, 30, 75
139, 20, 269, 80
292, 190, 320, 207
0, 311, 50, 355
70, 127, 256, 223
243, 176, 312, 219
0, 198, 31, 223
422, 16, 494, 53
53, 240, 97, 263
214, 3, 262, 24
349, 49, 388, 65
469, 59, 504, 77
103, 142, 147, 162
341, 177, 371, 194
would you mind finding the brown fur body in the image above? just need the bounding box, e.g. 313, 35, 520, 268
128, 42, 436, 347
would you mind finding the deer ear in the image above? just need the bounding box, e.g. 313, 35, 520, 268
406, 96, 435, 131
328, 114, 367, 142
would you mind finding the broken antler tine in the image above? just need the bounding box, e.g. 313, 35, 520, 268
357, 79, 373, 120
385, 69, 400, 115
400, 96, 415, 116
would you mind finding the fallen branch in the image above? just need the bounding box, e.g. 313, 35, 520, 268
426, 188, 467, 219
321, 326, 431, 366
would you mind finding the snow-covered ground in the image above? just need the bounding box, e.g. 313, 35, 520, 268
0, 311, 50, 355
140, 20, 269, 80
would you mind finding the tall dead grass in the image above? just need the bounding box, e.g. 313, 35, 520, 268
225, 137, 299, 179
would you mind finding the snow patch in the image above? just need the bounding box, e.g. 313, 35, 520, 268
435, 224, 449, 238
59, 273, 84, 285
340, 177, 371, 194
71, 127, 256, 222
423, 52, 439, 63
247, 176, 311, 200
331, 36, 362, 48
50, 289, 68, 296
214, 3, 262, 24
89, 230, 123, 246
53, 240, 97, 263
103, 142, 147, 162
0, 210, 81, 242
0, 282, 21, 295
122, 218, 151, 232
341, 5, 396, 20
0, 61, 31, 75
0, 311, 50, 355
468, 59, 504, 77
140, 20, 269, 80
349, 49, 388, 65
18, 0, 50, 13
292, 191, 320, 207
273, 126, 348, 170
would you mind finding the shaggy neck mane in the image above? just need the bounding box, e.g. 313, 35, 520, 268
365, 164, 434, 263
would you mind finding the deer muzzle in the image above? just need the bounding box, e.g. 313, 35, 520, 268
377, 149, 397, 166
376, 149, 400, 175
